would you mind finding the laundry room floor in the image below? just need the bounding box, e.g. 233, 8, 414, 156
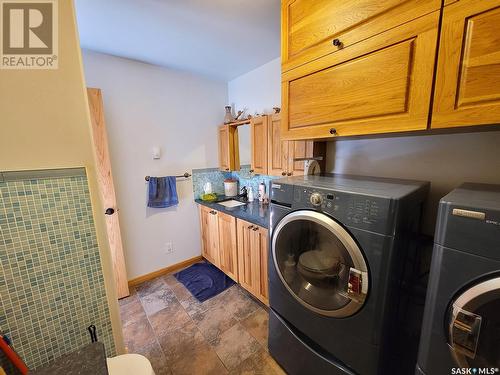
119, 270, 285, 375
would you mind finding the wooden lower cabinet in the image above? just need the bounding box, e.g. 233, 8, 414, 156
236, 218, 269, 305
199, 205, 220, 267
217, 211, 238, 281
431, 0, 500, 128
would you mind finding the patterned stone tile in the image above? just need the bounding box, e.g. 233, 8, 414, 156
240, 308, 269, 347
192, 300, 239, 344
148, 300, 192, 337
229, 349, 286, 375
204, 285, 260, 321
118, 287, 138, 308
170, 345, 228, 375
136, 277, 169, 297
179, 295, 208, 317
162, 274, 180, 288
133, 341, 171, 375
139, 286, 177, 316
213, 323, 261, 370
120, 296, 147, 328
170, 281, 193, 302
122, 316, 157, 353
157, 320, 204, 363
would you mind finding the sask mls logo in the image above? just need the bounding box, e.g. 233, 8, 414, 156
0, 0, 58, 69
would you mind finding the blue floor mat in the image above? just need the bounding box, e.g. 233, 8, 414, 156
174, 262, 235, 302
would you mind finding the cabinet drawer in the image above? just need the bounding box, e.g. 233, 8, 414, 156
282, 0, 441, 72
281, 12, 439, 140
431, 0, 500, 128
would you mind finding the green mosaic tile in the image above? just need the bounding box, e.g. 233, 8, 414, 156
0, 171, 115, 370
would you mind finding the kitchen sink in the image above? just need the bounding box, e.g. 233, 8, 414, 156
217, 199, 247, 208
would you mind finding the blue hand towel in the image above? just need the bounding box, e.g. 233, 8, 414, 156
147, 176, 178, 208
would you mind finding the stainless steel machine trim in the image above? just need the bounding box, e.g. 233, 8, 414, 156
448, 276, 500, 367
272, 210, 369, 317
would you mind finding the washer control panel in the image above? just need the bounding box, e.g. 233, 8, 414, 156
293, 186, 391, 233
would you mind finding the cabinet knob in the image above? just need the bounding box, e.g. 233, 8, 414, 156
287, 172, 292, 176
249, 169, 254, 173
330, 128, 338, 135
225, 168, 229, 171
248, 225, 254, 229
281, 171, 286, 176
105, 208, 115, 215
332, 38, 342, 47
252, 227, 259, 231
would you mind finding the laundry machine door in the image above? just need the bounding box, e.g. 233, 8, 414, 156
272, 210, 369, 317
448, 276, 500, 369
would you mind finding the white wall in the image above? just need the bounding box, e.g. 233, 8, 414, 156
228, 57, 281, 116
228, 59, 500, 236
82, 50, 227, 279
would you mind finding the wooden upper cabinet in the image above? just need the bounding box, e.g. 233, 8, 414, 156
199, 205, 220, 267
281, 0, 441, 72
250, 116, 269, 174
268, 114, 289, 177
217, 212, 238, 282
218, 125, 238, 172
432, 0, 500, 129
281, 12, 440, 140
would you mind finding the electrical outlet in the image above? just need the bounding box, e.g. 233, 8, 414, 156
165, 242, 173, 254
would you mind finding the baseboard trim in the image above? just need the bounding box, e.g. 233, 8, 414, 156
128, 255, 203, 287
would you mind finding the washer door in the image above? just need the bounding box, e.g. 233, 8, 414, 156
272, 210, 369, 317
448, 276, 500, 368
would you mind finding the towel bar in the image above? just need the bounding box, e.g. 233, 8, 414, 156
145, 173, 191, 181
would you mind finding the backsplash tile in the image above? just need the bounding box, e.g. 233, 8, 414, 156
0, 169, 115, 370
192, 165, 278, 199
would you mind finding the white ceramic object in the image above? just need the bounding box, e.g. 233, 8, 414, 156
107, 354, 155, 375
217, 200, 246, 208
248, 187, 254, 202
203, 182, 213, 194
224, 181, 238, 197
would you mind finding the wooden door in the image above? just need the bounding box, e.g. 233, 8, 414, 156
251, 225, 269, 305
237, 219, 254, 293
281, 12, 440, 140
217, 212, 238, 281
288, 141, 313, 176
431, 0, 500, 128
250, 116, 268, 175
282, 0, 441, 72
87, 88, 129, 299
199, 205, 220, 267
219, 125, 238, 172
267, 114, 289, 177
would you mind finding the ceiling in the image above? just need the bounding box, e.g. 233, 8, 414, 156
75, 0, 281, 81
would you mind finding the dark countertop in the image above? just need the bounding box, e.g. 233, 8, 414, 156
31, 342, 108, 375
195, 198, 270, 228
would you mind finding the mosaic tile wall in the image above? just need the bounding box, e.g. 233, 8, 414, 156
192, 165, 279, 199
0, 169, 115, 370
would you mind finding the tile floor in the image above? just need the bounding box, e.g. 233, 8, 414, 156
119, 270, 285, 375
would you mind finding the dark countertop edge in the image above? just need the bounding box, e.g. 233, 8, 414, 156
195, 199, 269, 229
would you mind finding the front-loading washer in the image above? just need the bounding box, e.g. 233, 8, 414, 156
268, 174, 430, 374
416, 183, 500, 374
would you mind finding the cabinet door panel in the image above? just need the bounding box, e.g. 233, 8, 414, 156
218, 212, 238, 281
237, 219, 254, 293
219, 125, 238, 171
288, 140, 313, 176
281, 12, 439, 140
256, 226, 269, 304
268, 114, 289, 177
199, 206, 219, 267
250, 116, 269, 174
432, 0, 500, 128
282, 0, 441, 72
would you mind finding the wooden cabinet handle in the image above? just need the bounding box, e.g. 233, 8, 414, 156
332, 38, 342, 47
330, 128, 337, 135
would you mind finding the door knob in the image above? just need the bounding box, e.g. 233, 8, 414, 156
105, 208, 115, 215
